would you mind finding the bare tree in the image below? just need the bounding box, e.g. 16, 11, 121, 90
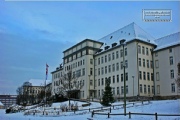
56, 69, 83, 108
175, 62, 180, 93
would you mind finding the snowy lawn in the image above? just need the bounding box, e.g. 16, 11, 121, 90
0, 99, 180, 120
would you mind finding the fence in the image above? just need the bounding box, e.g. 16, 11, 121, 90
91, 111, 180, 120
25, 100, 151, 116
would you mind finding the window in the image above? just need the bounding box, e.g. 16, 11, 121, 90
140, 84, 142, 93
117, 87, 119, 94
169, 48, 172, 53
101, 67, 104, 75
148, 85, 150, 94
120, 50, 123, 57
126, 86, 128, 94
105, 66, 107, 74
143, 59, 145, 67
139, 58, 141, 66
143, 72, 146, 80
125, 60, 128, 68
105, 55, 107, 62
125, 48, 127, 56
147, 72, 150, 81
142, 46, 145, 55
108, 65, 111, 73
98, 90, 100, 97
125, 73, 128, 81
112, 64, 115, 72
121, 86, 124, 94
150, 61, 153, 68
101, 78, 104, 86
156, 72, 159, 81
98, 58, 100, 65
138, 45, 141, 54
98, 68, 100, 75
90, 80, 93, 86
108, 54, 111, 61
113, 76, 115, 83
116, 51, 119, 59
121, 74, 123, 82
170, 70, 174, 79
147, 60, 149, 68
157, 85, 160, 94
116, 63, 119, 71
90, 59, 93, 64
76, 69, 81, 77
112, 88, 115, 95
146, 48, 149, 55
98, 79, 100, 86
139, 71, 142, 79
82, 68, 85, 76
151, 73, 154, 81
90, 68, 93, 75
171, 83, 175, 93
101, 57, 104, 64
112, 52, 115, 60
117, 75, 119, 83
121, 62, 123, 69
155, 60, 159, 68
144, 85, 147, 93
169, 56, 173, 65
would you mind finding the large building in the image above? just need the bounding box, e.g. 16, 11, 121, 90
0, 95, 17, 109
18, 79, 51, 105
51, 22, 180, 100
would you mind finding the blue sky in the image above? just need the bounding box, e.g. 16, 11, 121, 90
0, 1, 179, 95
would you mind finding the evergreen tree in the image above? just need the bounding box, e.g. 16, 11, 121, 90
101, 77, 114, 106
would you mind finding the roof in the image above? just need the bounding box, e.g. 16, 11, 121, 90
28, 79, 51, 86
0, 101, 4, 106
154, 32, 180, 51
63, 39, 103, 53
98, 22, 156, 46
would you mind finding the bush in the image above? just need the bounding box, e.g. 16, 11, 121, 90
6, 109, 11, 114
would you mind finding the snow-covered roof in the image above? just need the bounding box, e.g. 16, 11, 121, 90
154, 32, 180, 51
0, 101, 4, 106
98, 22, 156, 47
28, 79, 51, 86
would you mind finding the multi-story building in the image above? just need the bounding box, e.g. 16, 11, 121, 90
52, 22, 180, 100
19, 79, 51, 105
0, 95, 17, 109
153, 32, 180, 97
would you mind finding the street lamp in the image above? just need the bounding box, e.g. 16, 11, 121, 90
120, 39, 126, 115
88, 75, 91, 102
132, 76, 134, 97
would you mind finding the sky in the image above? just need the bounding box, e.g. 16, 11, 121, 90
0, 1, 179, 95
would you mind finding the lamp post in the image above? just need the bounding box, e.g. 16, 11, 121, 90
88, 75, 91, 102
120, 39, 126, 115
132, 76, 134, 97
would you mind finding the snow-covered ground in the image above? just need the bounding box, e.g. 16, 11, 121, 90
0, 99, 180, 120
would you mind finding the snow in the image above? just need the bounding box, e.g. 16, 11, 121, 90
0, 99, 180, 120
154, 32, 180, 51
0, 101, 3, 106
98, 22, 156, 49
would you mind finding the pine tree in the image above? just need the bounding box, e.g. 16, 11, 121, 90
101, 77, 114, 106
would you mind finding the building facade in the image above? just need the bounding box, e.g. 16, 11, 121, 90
51, 23, 180, 100
0, 95, 17, 109
153, 32, 180, 97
